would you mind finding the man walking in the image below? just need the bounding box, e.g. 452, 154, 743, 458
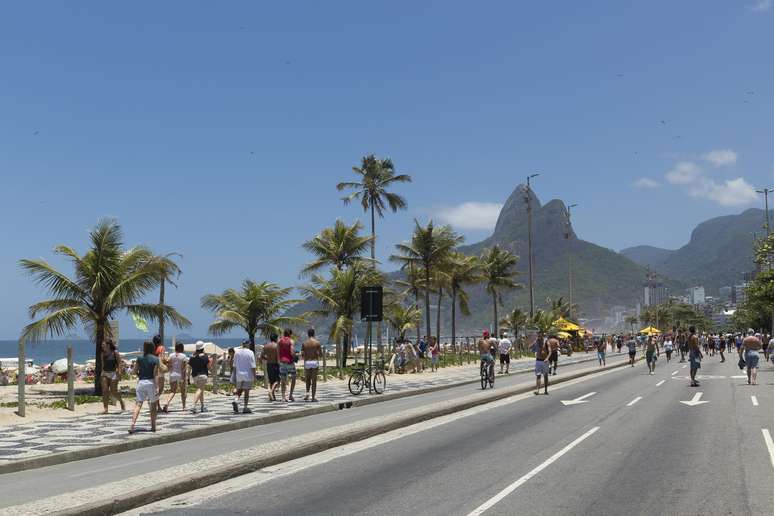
596, 337, 606, 367
232, 340, 256, 413
498, 331, 512, 374
302, 328, 322, 402
741, 332, 762, 386
626, 335, 637, 367
548, 336, 559, 376
645, 336, 660, 375
688, 326, 702, 387
676, 330, 687, 363
534, 334, 552, 395
189, 342, 210, 413
260, 334, 280, 401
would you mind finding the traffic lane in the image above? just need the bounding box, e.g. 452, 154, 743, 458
144, 364, 664, 515
0, 356, 627, 507
486, 359, 774, 516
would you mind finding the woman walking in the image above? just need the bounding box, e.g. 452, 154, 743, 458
100, 339, 125, 413
188, 342, 211, 413
162, 342, 188, 413
129, 341, 160, 434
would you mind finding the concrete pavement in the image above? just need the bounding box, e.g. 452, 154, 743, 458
126, 354, 774, 516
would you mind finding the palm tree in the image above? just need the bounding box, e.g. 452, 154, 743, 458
500, 307, 528, 350
300, 219, 373, 276
201, 280, 303, 352
480, 245, 521, 337
391, 220, 463, 340
394, 262, 424, 342
385, 303, 422, 342
446, 252, 482, 352
156, 253, 182, 344
20, 219, 191, 395
547, 296, 575, 320
337, 155, 412, 261
301, 263, 383, 368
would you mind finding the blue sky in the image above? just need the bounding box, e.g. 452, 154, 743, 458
1, 1, 772, 339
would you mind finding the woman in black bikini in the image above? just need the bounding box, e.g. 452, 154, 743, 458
100, 339, 125, 413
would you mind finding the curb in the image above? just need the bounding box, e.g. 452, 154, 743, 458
46, 358, 633, 516
0, 352, 618, 475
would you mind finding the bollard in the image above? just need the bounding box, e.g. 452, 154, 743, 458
67, 345, 75, 411
17, 339, 26, 417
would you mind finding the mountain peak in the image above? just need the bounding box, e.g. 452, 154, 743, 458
493, 184, 541, 238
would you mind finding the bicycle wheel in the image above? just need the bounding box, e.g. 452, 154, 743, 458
480, 363, 488, 390
488, 363, 495, 388
372, 371, 386, 394
348, 372, 365, 395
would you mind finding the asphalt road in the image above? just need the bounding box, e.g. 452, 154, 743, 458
135, 352, 774, 516
0, 352, 615, 508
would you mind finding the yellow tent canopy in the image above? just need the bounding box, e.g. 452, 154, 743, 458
639, 326, 661, 336
553, 318, 581, 331
556, 331, 572, 339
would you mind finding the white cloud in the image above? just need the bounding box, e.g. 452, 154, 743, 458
750, 0, 772, 12
666, 161, 702, 185
703, 149, 737, 167
437, 202, 503, 230
633, 177, 660, 189
664, 160, 757, 207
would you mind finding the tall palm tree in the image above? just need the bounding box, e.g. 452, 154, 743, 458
337, 155, 412, 262
480, 245, 521, 337
301, 263, 383, 368
201, 280, 304, 352
546, 296, 576, 321
156, 253, 182, 344
385, 303, 422, 342
20, 219, 191, 395
391, 220, 463, 340
500, 307, 528, 350
394, 262, 424, 342
446, 252, 482, 352
300, 219, 373, 276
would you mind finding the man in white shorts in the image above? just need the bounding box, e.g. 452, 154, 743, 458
162, 342, 188, 413
232, 340, 256, 414
302, 328, 322, 402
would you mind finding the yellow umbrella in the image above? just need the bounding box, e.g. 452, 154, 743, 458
554, 318, 581, 331
557, 331, 572, 339
639, 326, 661, 336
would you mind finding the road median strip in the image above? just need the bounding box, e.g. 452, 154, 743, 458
0, 358, 632, 516
0, 353, 613, 475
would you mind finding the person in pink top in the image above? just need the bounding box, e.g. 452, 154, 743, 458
278, 328, 297, 402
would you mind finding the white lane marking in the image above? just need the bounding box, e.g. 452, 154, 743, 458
762, 429, 774, 469
69, 457, 157, 478
680, 392, 708, 406
119, 368, 630, 515
466, 427, 600, 516
560, 392, 597, 406
731, 375, 747, 379
682, 365, 688, 369
752, 396, 759, 407
672, 371, 679, 376
627, 397, 642, 406
656, 380, 666, 387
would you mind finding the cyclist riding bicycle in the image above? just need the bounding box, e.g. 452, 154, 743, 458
478, 330, 496, 364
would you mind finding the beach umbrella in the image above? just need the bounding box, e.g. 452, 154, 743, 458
51, 358, 69, 374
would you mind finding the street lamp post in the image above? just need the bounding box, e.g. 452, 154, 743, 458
525, 173, 540, 318
565, 203, 578, 320
755, 188, 773, 333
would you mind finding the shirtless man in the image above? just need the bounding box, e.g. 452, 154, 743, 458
535, 334, 553, 395
260, 334, 280, 401
688, 326, 702, 387
741, 332, 763, 386
302, 328, 322, 401
548, 337, 560, 375
478, 330, 495, 385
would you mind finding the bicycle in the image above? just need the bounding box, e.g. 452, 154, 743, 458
480, 359, 494, 389
348, 363, 386, 395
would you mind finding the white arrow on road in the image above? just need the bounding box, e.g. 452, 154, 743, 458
680, 392, 709, 407
561, 392, 597, 406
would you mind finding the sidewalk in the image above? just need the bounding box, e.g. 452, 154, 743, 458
0, 352, 616, 468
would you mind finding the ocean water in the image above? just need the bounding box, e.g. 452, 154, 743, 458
0, 338, 247, 365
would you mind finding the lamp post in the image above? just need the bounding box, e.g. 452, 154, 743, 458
525, 173, 540, 318
565, 203, 578, 320
755, 188, 773, 333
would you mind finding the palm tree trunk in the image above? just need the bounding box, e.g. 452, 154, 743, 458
436, 287, 442, 343
424, 268, 432, 339
413, 287, 421, 342
249, 332, 256, 354
158, 278, 165, 343
492, 291, 498, 338
94, 321, 105, 396
342, 333, 349, 368
451, 288, 457, 353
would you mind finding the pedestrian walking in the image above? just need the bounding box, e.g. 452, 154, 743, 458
260, 335, 280, 401
741, 332, 762, 385
100, 339, 125, 413
663, 335, 674, 363
232, 340, 256, 413
718, 335, 726, 363
626, 336, 637, 367
189, 342, 211, 413
129, 341, 159, 434
278, 329, 297, 402
302, 328, 322, 402
534, 334, 552, 395
162, 342, 188, 413
645, 336, 659, 375
548, 337, 559, 375
596, 338, 606, 367
498, 331, 512, 374
152, 335, 167, 412
688, 326, 702, 387
430, 336, 440, 372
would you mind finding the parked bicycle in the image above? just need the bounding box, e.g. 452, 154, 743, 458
348, 362, 386, 395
